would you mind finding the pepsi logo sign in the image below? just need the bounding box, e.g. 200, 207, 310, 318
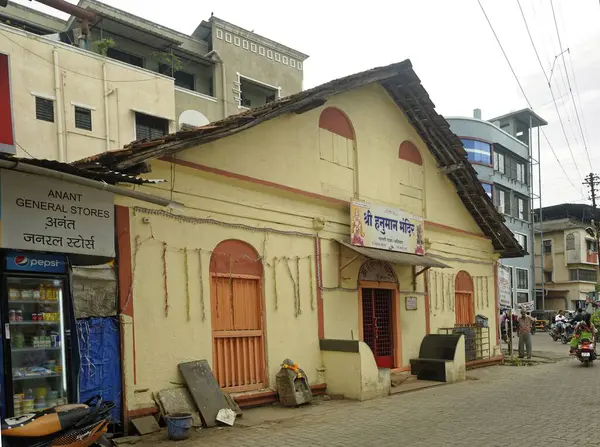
29, 259, 60, 268
14, 255, 28, 266
11, 256, 60, 269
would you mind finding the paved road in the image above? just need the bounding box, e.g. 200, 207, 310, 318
139, 333, 595, 446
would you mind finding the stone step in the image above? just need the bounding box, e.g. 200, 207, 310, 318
390, 371, 411, 387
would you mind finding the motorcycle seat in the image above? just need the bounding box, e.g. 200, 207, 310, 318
1, 405, 91, 437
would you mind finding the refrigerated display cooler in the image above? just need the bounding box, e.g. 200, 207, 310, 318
1, 251, 80, 419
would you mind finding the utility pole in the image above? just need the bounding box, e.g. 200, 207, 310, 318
584, 173, 599, 210
583, 173, 600, 304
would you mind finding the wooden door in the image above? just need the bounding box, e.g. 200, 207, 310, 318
210, 240, 265, 392
455, 271, 474, 324
361, 288, 394, 368
211, 274, 265, 391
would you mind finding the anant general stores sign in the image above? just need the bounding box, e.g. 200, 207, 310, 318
0, 169, 115, 257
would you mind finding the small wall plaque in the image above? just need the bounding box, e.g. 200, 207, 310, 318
405, 296, 418, 310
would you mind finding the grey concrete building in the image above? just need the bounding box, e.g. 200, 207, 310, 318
446, 109, 547, 310
0, 0, 308, 127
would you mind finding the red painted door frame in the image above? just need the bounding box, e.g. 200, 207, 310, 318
358, 281, 400, 368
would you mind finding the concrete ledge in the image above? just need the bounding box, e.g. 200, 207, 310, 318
390, 376, 447, 395
319, 339, 360, 353
127, 384, 328, 417
466, 355, 503, 370
321, 342, 390, 401
127, 406, 160, 419
232, 383, 327, 408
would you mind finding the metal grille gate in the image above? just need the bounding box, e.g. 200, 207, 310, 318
362, 288, 393, 368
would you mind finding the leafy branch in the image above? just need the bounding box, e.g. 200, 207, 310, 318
94, 38, 116, 56
152, 51, 184, 73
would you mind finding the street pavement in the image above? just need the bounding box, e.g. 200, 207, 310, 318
139, 332, 598, 446
504, 327, 570, 359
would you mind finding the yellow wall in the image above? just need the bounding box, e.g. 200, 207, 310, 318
1, 24, 177, 161
116, 81, 500, 410
175, 83, 484, 235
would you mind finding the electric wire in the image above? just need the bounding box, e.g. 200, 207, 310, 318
0, 29, 158, 83
550, 0, 593, 171
15, 142, 38, 159
477, 0, 579, 191
515, 0, 585, 179
567, 49, 590, 145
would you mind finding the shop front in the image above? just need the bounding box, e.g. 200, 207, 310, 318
0, 168, 115, 420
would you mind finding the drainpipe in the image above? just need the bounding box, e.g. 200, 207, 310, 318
33, 0, 95, 34
115, 88, 121, 149
61, 69, 69, 161
102, 63, 112, 153
33, 0, 96, 46
0, 160, 184, 209
205, 50, 227, 118
33, 0, 95, 21
219, 59, 227, 118
53, 49, 66, 162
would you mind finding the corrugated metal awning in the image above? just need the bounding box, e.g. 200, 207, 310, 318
337, 240, 450, 269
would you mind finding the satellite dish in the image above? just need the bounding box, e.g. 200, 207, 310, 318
178, 110, 209, 130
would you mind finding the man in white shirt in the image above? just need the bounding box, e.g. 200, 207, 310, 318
555, 310, 567, 323
554, 310, 567, 336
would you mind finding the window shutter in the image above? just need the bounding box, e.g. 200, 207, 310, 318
74, 107, 92, 131
505, 191, 513, 216
135, 122, 150, 140
35, 97, 54, 122
135, 112, 168, 141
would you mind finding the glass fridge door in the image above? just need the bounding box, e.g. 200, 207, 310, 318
7, 277, 68, 416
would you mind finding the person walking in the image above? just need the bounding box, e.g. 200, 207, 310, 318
518, 308, 536, 359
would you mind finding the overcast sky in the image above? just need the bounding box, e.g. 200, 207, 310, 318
14, 0, 600, 207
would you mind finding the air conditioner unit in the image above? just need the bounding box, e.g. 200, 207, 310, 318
497, 205, 504, 214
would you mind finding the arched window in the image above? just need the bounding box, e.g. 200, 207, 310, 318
358, 259, 397, 283
210, 239, 262, 276
319, 107, 354, 140
398, 140, 424, 216
398, 140, 423, 165
318, 107, 355, 169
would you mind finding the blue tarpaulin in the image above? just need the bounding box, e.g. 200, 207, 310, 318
77, 317, 121, 423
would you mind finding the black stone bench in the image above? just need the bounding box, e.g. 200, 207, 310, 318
409, 334, 463, 382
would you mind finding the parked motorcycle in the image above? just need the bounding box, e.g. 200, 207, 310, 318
575, 337, 597, 367
561, 321, 575, 344
1, 395, 113, 447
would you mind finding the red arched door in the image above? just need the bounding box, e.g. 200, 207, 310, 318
210, 240, 265, 391
455, 271, 474, 325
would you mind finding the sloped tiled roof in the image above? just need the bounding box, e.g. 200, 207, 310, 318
0, 153, 161, 185
74, 59, 524, 258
